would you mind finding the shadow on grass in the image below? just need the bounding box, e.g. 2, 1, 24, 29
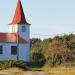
25, 62, 44, 71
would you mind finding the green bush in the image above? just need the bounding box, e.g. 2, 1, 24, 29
14, 60, 27, 69
30, 52, 45, 67
0, 60, 27, 70
48, 54, 63, 67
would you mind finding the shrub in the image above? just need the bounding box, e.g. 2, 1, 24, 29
48, 53, 62, 67
30, 52, 46, 67
0, 60, 27, 70
14, 60, 26, 69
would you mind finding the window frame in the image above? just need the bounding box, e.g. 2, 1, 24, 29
0, 46, 3, 54
21, 26, 26, 32
11, 46, 17, 55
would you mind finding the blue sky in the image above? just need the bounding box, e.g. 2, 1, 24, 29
0, 0, 75, 39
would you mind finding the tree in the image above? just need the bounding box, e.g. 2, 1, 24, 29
49, 53, 62, 66
30, 34, 75, 67
48, 40, 68, 54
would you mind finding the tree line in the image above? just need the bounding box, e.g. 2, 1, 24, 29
30, 34, 75, 67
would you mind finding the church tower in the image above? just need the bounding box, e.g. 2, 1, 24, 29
9, 0, 30, 61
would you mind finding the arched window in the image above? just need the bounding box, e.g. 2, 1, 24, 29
21, 26, 25, 32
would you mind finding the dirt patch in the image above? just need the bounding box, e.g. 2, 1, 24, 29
23, 71, 54, 75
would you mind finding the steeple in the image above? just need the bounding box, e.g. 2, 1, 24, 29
10, 0, 30, 25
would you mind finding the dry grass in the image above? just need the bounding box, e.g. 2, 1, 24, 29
0, 68, 24, 75
0, 67, 75, 75
43, 66, 75, 75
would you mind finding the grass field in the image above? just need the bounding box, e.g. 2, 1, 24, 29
0, 68, 24, 75
44, 67, 75, 75
28, 66, 75, 75
0, 67, 75, 75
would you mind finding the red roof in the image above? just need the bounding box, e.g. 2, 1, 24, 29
0, 33, 26, 43
10, 0, 30, 25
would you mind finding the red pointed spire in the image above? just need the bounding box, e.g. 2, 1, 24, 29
10, 0, 30, 25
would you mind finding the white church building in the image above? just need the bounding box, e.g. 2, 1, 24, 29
0, 0, 30, 62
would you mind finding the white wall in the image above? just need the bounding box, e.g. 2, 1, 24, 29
18, 43, 30, 62
9, 24, 18, 33
18, 24, 30, 41
0, 43, 30, 61
18, 24, 30, 62
0, 43, 17, 60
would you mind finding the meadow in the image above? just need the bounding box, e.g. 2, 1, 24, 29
0, 67, 75, 75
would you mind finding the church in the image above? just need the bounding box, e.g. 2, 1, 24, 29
0, 0, 30, 62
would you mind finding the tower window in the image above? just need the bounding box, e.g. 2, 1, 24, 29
0, 46, 3, 54
12, 26, 15, 32
11, 46, 17, 55
21, 26, 25, 32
